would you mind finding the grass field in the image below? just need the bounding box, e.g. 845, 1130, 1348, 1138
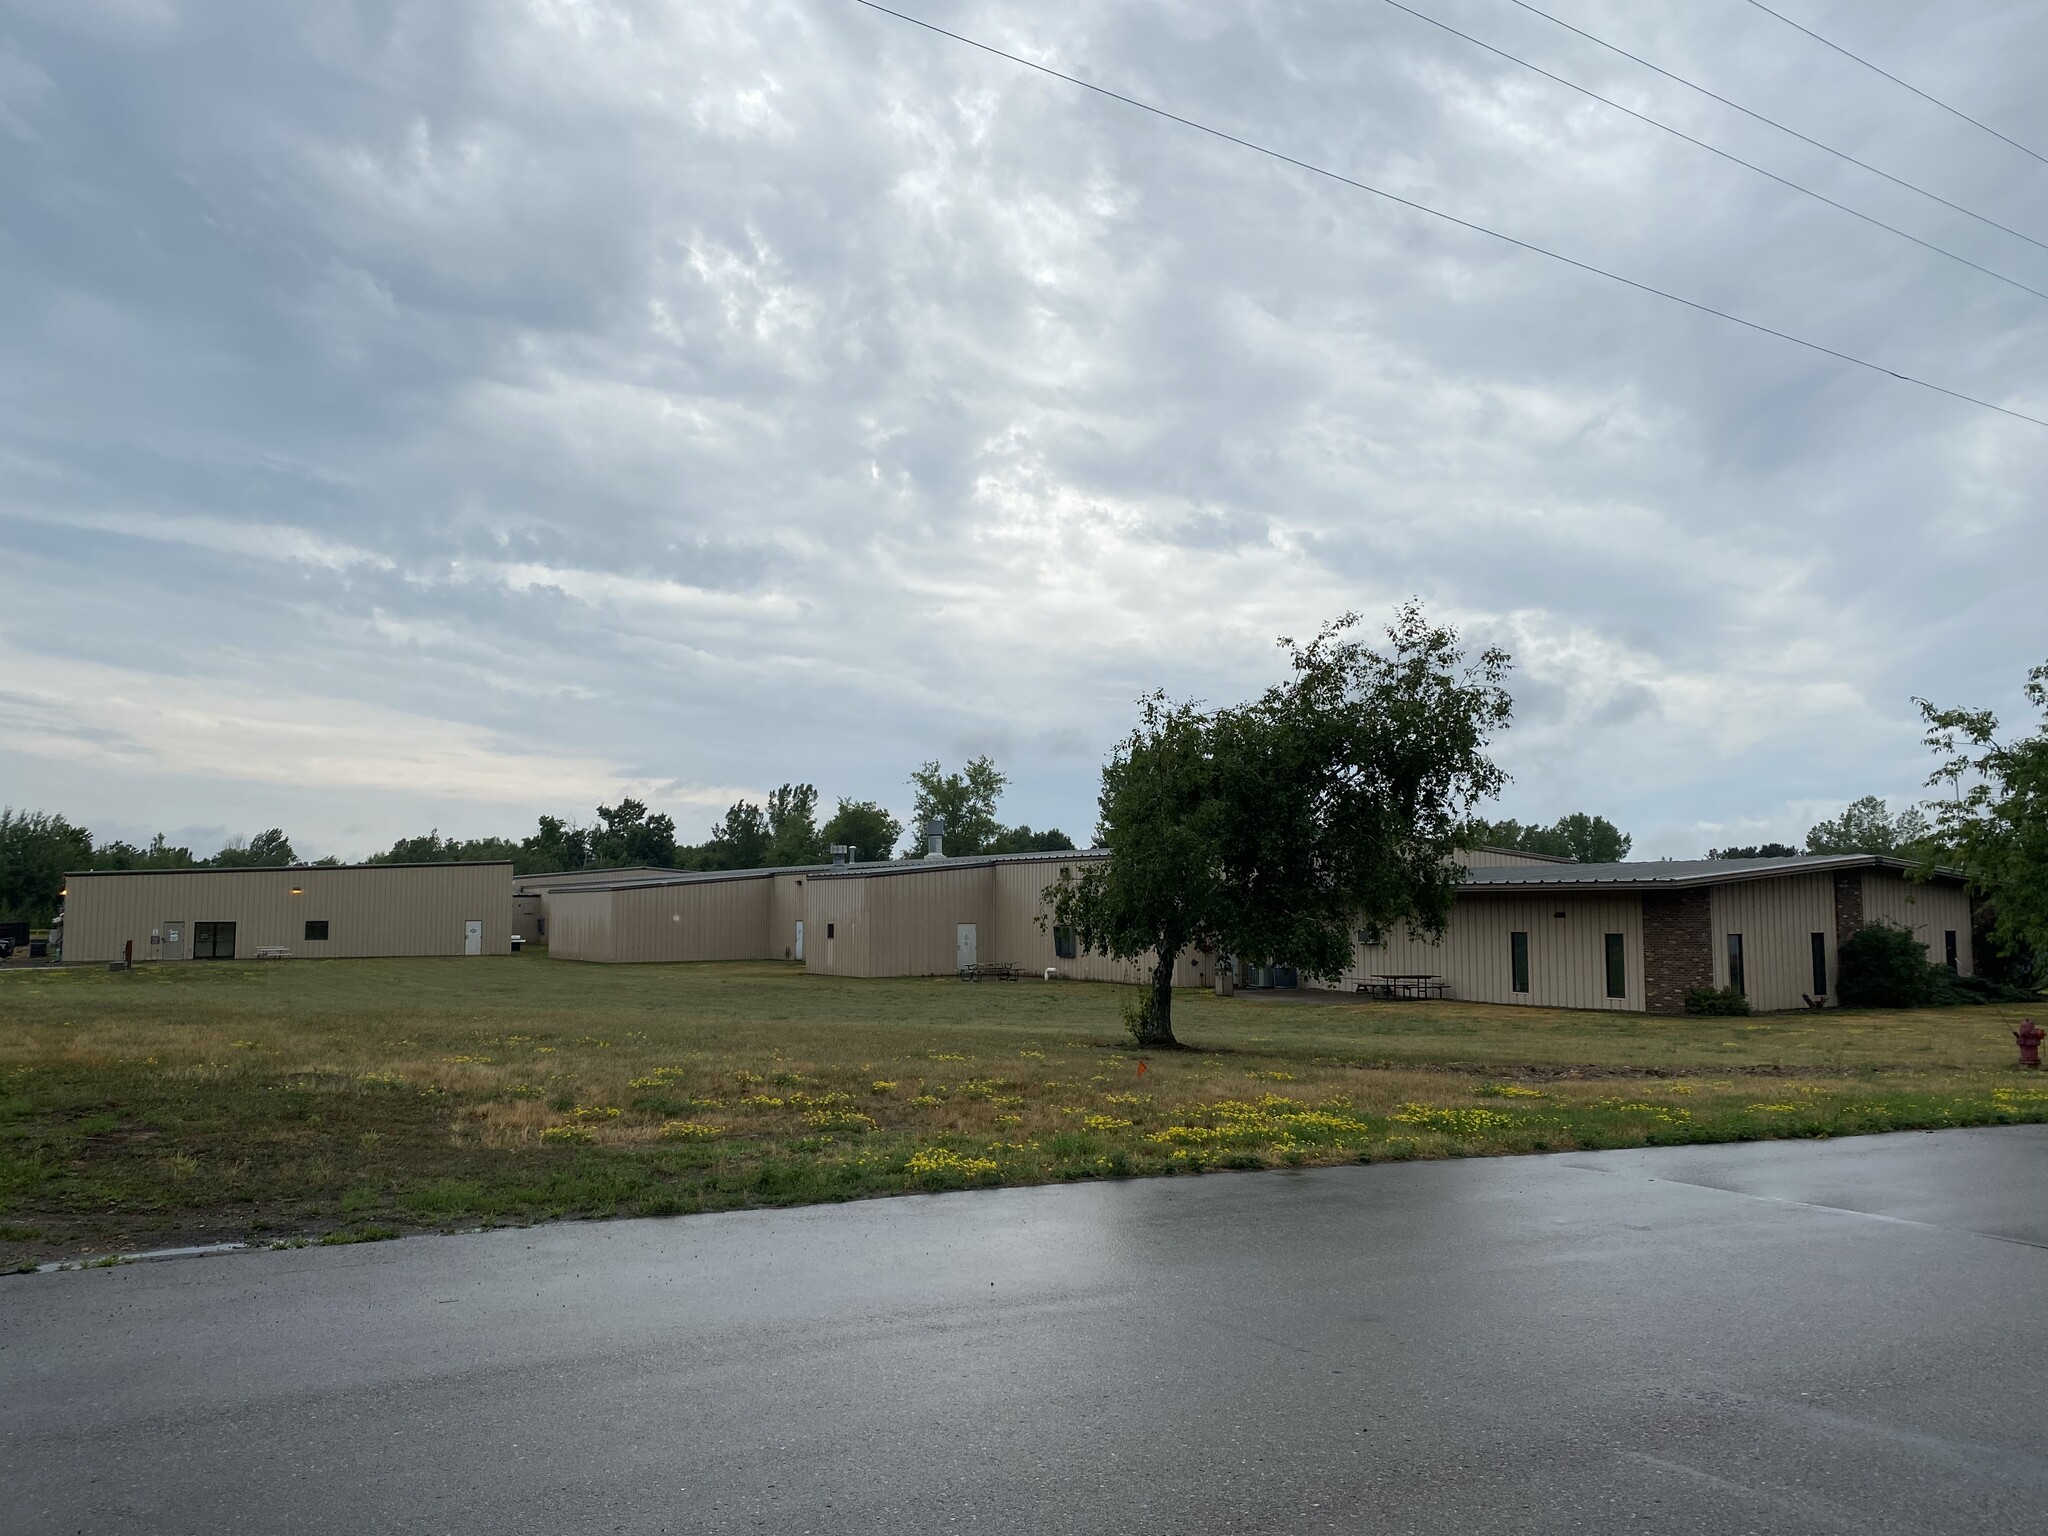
3, 953, 2044, 1267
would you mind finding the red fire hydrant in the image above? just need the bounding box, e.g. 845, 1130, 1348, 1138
2016, 1019, 2045, 1070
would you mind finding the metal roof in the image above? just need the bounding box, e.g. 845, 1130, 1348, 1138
65, 859, 514, 878
1456, 853, 1960, 891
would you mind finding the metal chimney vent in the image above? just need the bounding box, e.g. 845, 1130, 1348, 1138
829, 844, 850, 865
924, 818, 945, 859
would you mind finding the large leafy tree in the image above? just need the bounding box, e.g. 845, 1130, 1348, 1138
369, 831, 522, 866
1804, 795, 1931, 855
518, 815, 591, 874
0, 809, 95, 926
765, 783, 827, 867
1469, 813, 1631, 863
820, 798, 903, 863
701, 801, 769, 870
211, 829, 297, 867
1919, 664, 2048, 973
1707, 842, 1800, 859
1047, 606, 1513, 1047
590, 799, 680, 868
907, 756, 1007, 856
92, 833, 200, 871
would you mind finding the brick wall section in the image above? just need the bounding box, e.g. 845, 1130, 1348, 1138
1833, 870, 1865, 950
1642, 890, 1712, 1014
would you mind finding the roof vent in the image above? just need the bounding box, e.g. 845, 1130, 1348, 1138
830, 844, 853, 865
925, 818, 945, 859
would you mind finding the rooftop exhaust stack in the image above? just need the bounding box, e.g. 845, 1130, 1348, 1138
829, 844, 851, 865
924, 818, 945, 859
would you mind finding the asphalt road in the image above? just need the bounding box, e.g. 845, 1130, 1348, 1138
7, 1127, 2047, 1534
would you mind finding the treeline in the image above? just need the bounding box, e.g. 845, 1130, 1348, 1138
1708, 796, 1932, 860
1468, 813, 1631, 863
366, 756, 1075, 875
0, 757, 1076, 926
0, 812, 320, 926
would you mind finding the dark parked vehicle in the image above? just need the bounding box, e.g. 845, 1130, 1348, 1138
0, 938, 14, 960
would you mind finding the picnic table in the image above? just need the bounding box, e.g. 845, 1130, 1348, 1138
958, 961, 1021, 982
1357, 973, 1448, 1000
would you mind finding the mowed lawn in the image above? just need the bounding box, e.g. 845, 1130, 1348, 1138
3, 954, 2044, 1265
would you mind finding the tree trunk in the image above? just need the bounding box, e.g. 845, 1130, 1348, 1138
1144, 951, 1179, 1048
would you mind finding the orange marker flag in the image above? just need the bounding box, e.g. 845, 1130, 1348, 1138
1136, 1059, 1148, 1076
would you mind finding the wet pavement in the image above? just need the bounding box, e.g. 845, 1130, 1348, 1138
6, 1126, 2046, 1534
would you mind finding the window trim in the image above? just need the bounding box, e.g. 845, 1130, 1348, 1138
1053, 925, 1077, 960
1603, 932, 1626, 1000
304, 919, 330, 942
1510, 931, 1530, 994
1810, 932, 1828, 997
1727, 932, 1746, 997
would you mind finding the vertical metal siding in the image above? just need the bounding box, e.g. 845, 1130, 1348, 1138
62, 865, 514, 963
1708, 871, 1837, 1012
1860, 873, 1974, 975
1336, 895, 1645, 1010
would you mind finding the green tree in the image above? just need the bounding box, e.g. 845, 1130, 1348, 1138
820, 799, 903, 863
1047, 605, 1512, 1047
211, 829, 296, 867
92, 833, 199, 870
907, 756, 1007, 856
1708, 842, 1801, 859
369, 831, 522, 865
589, 799, 679, 868
702, 801, 769, 870
765, 784, 827, 867
519, 815, 590, 874
1469, 813, 1631, 863
988, 825, 1077, 854
0, 808, 95, 926
1919, 663, 2048, 970
1803, 795, 1931, 855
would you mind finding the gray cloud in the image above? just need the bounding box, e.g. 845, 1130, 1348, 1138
1, 0, 2043, 858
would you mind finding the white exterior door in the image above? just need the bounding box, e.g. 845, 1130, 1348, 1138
793, 920, 805, 962
463, 920, 483, 956
956, 923, 977, 970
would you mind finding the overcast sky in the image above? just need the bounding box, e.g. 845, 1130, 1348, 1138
2, 0, 2043, 861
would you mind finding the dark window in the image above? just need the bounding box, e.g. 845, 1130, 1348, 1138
1357, 923, 1385, 947
1727, 933, 1746, 997
1054, 925, 1077, 959
1811, 933, 1828, 996
193, 921, 237, 960
1604, 933, 1626, 999
1510, 931, 1530, 994
1944, 930, 1959, 972
304, 920, 330, 942
826, 923, 835, 939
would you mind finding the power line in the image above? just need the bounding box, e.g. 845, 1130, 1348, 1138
1739, 0, 2048, 167
1505, 0, 2048, 255
850, 1, 2047, 430
1376, 0, 2048, 304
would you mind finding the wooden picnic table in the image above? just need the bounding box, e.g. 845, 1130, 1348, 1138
1357, 973, 1448, 1000
958, 961, 1021, 982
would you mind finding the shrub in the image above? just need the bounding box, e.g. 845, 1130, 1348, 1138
1837, 923, 1938, 1007
1683, 985, 1750, 1016
1120, 991, 1156, 1047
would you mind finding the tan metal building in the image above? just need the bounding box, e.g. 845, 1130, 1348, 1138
60, 862, 516, 964
510, 866, 670, 945
1341, 856, 1972, 1013
545, 868, 815, 964
543, 846, 1972, 1016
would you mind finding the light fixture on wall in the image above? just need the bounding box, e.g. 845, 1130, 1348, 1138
290, 886, 303, 896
